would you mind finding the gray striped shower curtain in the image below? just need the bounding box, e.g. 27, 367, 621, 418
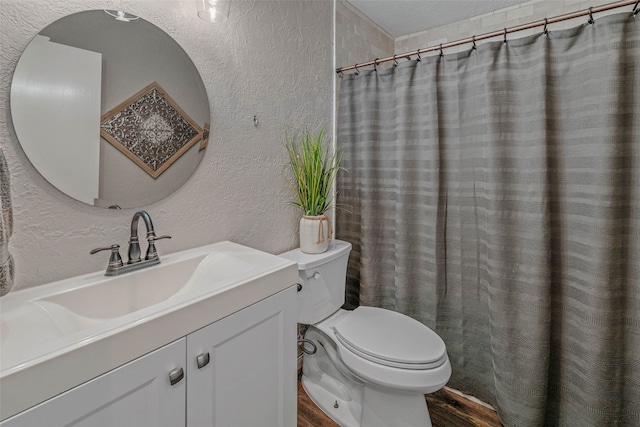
336, 12, 639, 427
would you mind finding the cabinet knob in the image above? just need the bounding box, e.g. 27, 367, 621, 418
169, 367, 184, 386
196, 352, 210, 369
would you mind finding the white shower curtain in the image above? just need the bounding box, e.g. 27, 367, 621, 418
337, 12, 639, 427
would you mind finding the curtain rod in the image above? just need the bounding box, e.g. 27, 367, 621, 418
336, 0, 639, 74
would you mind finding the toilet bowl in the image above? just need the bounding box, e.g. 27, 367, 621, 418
280, 240, 451, 427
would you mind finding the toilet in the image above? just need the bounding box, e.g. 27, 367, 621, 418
280, 240, 451, 427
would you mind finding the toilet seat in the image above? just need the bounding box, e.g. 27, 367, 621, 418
310, 308, 452, 395
333, 306, 447, 370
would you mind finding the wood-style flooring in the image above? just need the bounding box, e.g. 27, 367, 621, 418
297, 379, 503, 427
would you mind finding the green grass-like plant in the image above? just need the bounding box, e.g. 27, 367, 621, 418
285, 128, 343, 216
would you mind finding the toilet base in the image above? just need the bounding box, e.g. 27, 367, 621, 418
302, 375, 361, 427
302, 375, 433, 427
361, 385, 432, 427
302, 327, 434, 427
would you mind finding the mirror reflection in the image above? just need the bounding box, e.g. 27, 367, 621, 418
10, 10, 210, 208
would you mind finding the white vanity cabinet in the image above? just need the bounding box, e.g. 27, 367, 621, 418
1, 286, 297, 427
1, 338, 187, 427
187, 285, 297, 426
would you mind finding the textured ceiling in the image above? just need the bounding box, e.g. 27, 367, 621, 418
346, 0, 528, 38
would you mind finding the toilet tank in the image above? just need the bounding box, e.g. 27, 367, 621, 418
279, 240, 352, 324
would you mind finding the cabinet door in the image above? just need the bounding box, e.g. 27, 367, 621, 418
187, 286, 297, 427
2, 338, 186, 427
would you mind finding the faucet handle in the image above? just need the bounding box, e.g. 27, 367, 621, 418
146, 235, 171, 261
90, 244, 124, 270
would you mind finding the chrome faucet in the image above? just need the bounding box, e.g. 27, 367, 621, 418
91, 210, 171, 276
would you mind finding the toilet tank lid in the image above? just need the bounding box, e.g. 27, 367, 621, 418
279, 240, 352, 270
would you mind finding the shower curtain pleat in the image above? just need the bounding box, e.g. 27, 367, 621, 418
337, 12, 639, 427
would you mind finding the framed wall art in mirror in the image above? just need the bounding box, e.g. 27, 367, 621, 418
100, 82, 206, 179
10, 10, 210, 208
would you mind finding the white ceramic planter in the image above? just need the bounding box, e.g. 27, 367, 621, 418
299, 215, 331, 254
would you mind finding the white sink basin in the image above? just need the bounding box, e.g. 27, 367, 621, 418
36, 255, 208, 319
33, 250, 268, 320
0, 241, 298, 421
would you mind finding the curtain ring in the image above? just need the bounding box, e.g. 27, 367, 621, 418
354, 63, 359, 75
393, 55, 399, 66
439, 44, 444, 57
633, 0, 639, 16
543, 18, 549, 35
338, 70, 344, 78
373, 58, 379, 72
503, 28, 508, 43
472, 35, 477, 50
416, 50, 421, 62
588, 7, 594, 24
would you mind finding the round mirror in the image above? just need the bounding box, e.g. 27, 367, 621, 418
10, 10, 210, 208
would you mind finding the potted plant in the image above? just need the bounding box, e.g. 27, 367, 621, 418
285, 127, 343, 254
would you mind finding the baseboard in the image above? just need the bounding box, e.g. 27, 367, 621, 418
444, 386, 496, 410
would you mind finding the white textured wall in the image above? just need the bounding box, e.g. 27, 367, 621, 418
335, 0, 394, 69
395, 0, 625, 55
0, 0, 334, 290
